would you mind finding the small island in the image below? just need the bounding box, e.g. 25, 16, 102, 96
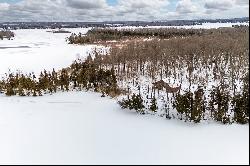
47, 29, 71, 34
0, 30, 15, 40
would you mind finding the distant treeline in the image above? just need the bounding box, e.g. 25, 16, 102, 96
0, 30, 14, 40
0, 17, 248, 29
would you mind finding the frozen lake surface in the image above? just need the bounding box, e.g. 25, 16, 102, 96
0, 28, 100, 77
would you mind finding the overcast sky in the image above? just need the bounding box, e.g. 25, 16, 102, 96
0, 0, 249, 22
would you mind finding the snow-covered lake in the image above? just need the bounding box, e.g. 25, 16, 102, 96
0, 28, 99, 77
0, 24, 249, 164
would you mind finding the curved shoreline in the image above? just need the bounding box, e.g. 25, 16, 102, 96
0, 46, 30, 49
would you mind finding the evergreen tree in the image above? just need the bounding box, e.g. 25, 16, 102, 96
191, 88, 205, 123
118, 93, 145, 114
0, 80, 4, 93
149, 97, 158, 113
209, 86, 231, 124
17, 74, 26, 96
5, 74, 15, 96
232, 76, 249, 124
5, 84, 15, 96
51, 68, 58, 92
173, 92, 193, 121
163, 100, 171, 119
131, 94, 145, 114
59, 69, 70, 91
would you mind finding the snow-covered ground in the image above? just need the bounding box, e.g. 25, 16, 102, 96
0, 24, 249, 164
0, 91, 249, 164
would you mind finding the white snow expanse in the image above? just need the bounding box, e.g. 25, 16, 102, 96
0, 24, 249, 164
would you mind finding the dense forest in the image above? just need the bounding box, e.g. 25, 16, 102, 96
0, 58, 120, 97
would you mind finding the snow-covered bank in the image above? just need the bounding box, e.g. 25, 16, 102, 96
0, 91, 248, 164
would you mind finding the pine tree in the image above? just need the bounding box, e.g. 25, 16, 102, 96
232, 94, 248, 124
51, 68, 58, 92
164, 102, 171, 119
173, 92, 193, 121
232, 76, 249, 124
149, 97, 158, 113
5, 84, 15, 96
59, 69, 69, 91
5, 74, 15, 96
17, 84, 25, 96
131, 94, 145, 114
209, 86, 231, 124
191, 88, 205, 123
118, 93, 145, 114
0, 81, 4, 93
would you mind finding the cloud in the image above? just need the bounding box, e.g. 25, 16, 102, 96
66, 0, 107, 9
235, 0, 249, 6
205, 0, 234, 10
118, 0, 168, 9
176, 0, 198, 14
0, 0, 248, 22
0, 3, 10, 11
114, 0, 169, 20
204, 0, 249, 17
1, 0, 71, 21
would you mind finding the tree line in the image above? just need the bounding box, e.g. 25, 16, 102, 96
0, 57, 120, 98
